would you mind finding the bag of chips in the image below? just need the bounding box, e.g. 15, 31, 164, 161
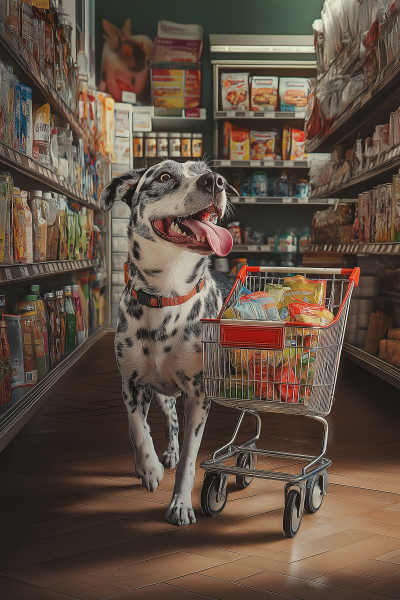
272, 276, 326, 321
230, 347, 282, 373
288, 300, 334, 326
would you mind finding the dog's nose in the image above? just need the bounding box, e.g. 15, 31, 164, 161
196, 172, 225, 195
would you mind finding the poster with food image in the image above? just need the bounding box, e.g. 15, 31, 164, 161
221, 73, 249, 111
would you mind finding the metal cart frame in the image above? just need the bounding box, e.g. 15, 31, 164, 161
200, 266, 360, 537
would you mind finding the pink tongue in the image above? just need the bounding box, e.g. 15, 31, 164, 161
182, 219, 233, 257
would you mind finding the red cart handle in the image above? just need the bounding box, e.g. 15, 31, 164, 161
237, 265, 360, 287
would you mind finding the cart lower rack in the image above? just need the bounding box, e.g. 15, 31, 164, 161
200, 265, 359, 537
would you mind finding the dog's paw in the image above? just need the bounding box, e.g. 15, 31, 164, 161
161, 448, 179, 470
165, 494, 196, 526
135, 452, 164, 493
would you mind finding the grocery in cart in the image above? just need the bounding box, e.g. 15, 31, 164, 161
200, 265, 360, 537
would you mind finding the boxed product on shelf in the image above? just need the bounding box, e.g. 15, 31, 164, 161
151, 62, 201, 116
250, 131, 279, 160
279, 77, 310, 111
232, 168, 310, 198
229, 127, 250, 161
221, 73, 249, 111
290, 129, 305, 160
153, 21, 203, 63
250, 76, 278, 111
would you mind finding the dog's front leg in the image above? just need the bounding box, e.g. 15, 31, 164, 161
153, 393, 180, 469
122, 377, 164, 492
165, 392, 210, 525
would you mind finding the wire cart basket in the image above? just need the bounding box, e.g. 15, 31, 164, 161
200, 265, 360, 537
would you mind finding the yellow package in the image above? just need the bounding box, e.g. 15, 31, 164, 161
13, 190, 26, 263
230, 348, 282, 372
265, 283, 289, 306
276, 276, 325, 321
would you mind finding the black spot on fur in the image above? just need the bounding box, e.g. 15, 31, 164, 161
136, 328, 150, 340
143, 347, 149, 355
194, 422, 202, 436
186, 257, 206, 284
150, 325, 168, 342
204, 287, 218, 318
183, 323, 201, 341
192, 370, 204, 393
133, 241, 141, 260
193, 343, 202, 353
116, 309, 128, 333
125, 337, 133, 348
143, 268, 162, 276
124, 294, 143, 320
188, 299, 201, 321
116, 341, 124, 359
174, 313, 180, 323
163, 313, 172, 326
176, 370, 191, 384
164, 346, 172, 353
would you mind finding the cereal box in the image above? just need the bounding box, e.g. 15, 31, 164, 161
250, 76, 278, 111
221, 73, 249, 111
279, 77, 309, 111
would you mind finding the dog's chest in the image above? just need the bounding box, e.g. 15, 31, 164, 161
116, 279, 222, 395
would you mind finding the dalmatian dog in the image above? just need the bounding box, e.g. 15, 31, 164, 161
100, 160, 237, 526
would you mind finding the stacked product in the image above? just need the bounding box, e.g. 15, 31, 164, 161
311, 203, 357, 245
1, 275, 105, 398
0, 172, 105, 266
135, 132, 203, 159
222, 123, 306, 162
308, 0, 400, 139
345, 276, 379, 347
233, 170, 310, 197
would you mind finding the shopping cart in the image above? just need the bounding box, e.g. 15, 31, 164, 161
200, 265, 360, 537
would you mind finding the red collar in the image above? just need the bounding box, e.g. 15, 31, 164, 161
124, 262, 205, 308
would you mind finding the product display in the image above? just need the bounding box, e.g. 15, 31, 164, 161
151, 62, 201, 116
232, 169, 310, 198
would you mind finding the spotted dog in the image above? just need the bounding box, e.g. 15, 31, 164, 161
100, 160, 236, 526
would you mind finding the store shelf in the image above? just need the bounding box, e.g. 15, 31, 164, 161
153, 109, 206, 123
0, 327, 108, 451
381, 290, 400, 303
0, 258, 99, 285
306, 242, 400, 255
228, 244, 300, 253
232, 196, 334, 205
0, 142, 97, 208
214, 159, 309, 168
311, 144, 400, 199
215, 110, 305, 120
0, 16, 85, 141
342, 342, 400, 390
306, 52, 400, 153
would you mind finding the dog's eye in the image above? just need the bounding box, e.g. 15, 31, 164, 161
159, 173, 172, 182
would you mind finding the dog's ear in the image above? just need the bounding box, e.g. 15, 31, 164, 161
99, 168, 147, 213
224, 182, 240, 196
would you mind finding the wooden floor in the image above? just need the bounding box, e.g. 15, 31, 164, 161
1, 332, 400, 600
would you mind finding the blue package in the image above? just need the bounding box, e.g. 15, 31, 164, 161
20, 85, 27, 154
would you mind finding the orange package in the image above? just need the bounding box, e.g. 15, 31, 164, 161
282, 125, 291, 160
276, 365, 299, 403
230, 127, 250, 160
290, 129, 305, 160
288, 300, 334, 326
249, 359, 277, 400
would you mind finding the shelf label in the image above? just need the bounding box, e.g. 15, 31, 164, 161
7, 148, 15, 161
282, 197, 292, 204
14, 153, 23, 166
37, 264, 44, 273
298, 197, 308, 203
28, 159, 36, 170
19, 266, 29, 278
32, 265, 39, 275
5, 268, 12, 280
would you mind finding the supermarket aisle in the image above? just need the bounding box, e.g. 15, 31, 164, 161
0, 333, 400, 600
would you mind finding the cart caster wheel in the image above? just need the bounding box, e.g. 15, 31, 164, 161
304, 470, 327, 514
236, 452, 254, 489
201, 473, 228, 517
283, 488, 303, 538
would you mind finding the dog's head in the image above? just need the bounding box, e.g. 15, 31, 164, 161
100, 160, 237, 257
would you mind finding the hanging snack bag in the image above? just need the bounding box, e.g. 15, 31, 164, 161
221, 73, 249, 111
250, 76, 278, 111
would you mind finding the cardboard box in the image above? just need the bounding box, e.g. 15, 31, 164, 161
279, 77, 309, 111
221, 73, 249, 111
151, 62, 201, 116
251, 76, 278, 112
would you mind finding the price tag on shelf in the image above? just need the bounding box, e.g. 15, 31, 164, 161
14, 153, 23, 166
387, 245, 393, 253
7, 148, 15, 161
49, 263, 54, 272
28, 158, 36, 171
248, 245, 257, 252
32, 265, 39, 275
38, 166, 44, 175
83, 260, 88, 267
282, 197, 292, 204
38, 264, 44, 274
5, 268, 12, 280
298, 197, 308, 203
328, 245, 332, 251
19, 266, 29, 278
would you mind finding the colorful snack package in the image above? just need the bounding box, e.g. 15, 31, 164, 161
290, 129, 305, 160
222, 372, 254, 399
250, 76, 278, 111
276, 365, 299, 403
288, 300, 334, 326
276, 276, 326, 321
248, 360, 277, 399
282, 125, 291, 160
230, 127, 250, 160
250, 131, 278, 160
265, 283, 288, 306
229, 347, 282, 373
221, 73, 249, 111
224, 290, 280, 321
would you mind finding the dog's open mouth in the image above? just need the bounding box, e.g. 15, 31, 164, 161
152, 206, 233, 257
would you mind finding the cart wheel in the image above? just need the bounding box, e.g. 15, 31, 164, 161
283, 488, 303, 538
201, 473, 228, 517
304, 470, 327, 514
236, 452, 254, 489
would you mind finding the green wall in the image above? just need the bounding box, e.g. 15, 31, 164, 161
95, 0, 324, 156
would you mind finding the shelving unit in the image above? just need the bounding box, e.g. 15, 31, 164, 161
0, 327, 107, 452
215, 110, 305, 120
0, 142, 97, 208
0, 15, 86, 145
0, 18, 110, 449
214, 159, 309, 168
306, 37, 400, 388
232, 196, 335, 205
